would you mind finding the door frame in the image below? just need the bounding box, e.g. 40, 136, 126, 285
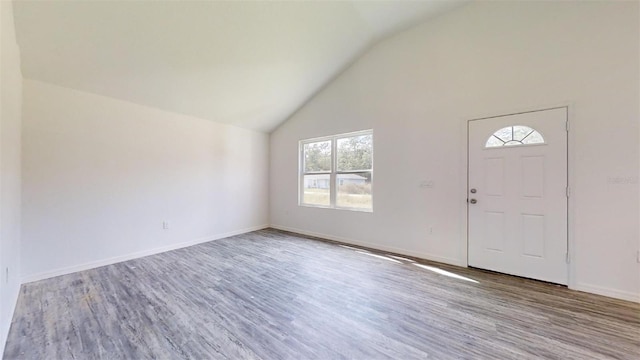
460, 103, 575, 288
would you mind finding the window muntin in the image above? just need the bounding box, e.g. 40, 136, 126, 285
300, 130, 373, 211
485, 125, 545, 148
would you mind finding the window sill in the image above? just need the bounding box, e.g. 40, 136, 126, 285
298, 203, 373, 213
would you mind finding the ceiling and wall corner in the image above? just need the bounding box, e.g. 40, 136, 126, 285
12, 0, 468, 133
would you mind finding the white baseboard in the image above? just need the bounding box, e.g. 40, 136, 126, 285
572, 283, 640, 303
0, 282, 21, 357
270, 224, 466, 267
22, 224, 270, 284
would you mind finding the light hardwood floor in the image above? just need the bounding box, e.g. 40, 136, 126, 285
4, 229, 640, 359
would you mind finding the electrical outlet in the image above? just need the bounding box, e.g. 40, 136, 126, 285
162, 221, 169, 230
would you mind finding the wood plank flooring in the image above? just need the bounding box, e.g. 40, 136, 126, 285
4, 229, 640, 359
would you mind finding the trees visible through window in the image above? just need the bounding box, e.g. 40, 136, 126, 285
485, 125, 545, 148
300, 130, 373, 211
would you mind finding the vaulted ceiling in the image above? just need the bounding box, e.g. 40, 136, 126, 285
13, 0, 467, 132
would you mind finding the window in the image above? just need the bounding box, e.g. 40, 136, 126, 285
485, 125, 545, 148
300, 130, 373, 211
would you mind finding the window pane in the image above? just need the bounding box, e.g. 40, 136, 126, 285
485, 136, 504, 148
337, 134, 372, 171
336, 172, 372, 209
304, 141, 331, 172
513, 126, 534, 141
493, 127, 513, 142
302, 174, 330, 206
522, 130, 544, 145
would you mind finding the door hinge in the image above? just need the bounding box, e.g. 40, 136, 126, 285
566, 186, 571, 198
565, 252, 570, 264
566, 120, 570, 132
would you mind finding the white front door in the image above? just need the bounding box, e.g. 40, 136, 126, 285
468, 107, 568, 285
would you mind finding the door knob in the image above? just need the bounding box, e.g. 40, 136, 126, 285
470, 199, 477, 204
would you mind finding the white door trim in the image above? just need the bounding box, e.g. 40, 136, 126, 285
460, 103, 575, 288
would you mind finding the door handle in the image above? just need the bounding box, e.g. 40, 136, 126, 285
470, 199, 477, 204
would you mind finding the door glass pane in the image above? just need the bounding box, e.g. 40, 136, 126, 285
493, 127, 513, 142
302, 174, 330, 206
337, 135, 373, 171
522, 130, 544, 144
486, 126, 545, 147
303, 141, 331, 172
485, 136, 504, 147
513, 126, 533, 141
336, 172, 372, 210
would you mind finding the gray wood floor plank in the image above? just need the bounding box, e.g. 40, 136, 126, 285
4, 229, 639, 359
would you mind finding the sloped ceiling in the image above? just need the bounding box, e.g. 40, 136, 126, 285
13, 0, 466, 132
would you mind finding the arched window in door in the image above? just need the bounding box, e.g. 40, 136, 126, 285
485, 125, 545, 148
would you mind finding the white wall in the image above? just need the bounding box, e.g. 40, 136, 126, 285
270, 1, 639, 301
22, 80, 269, 281
0, 0, 23, 353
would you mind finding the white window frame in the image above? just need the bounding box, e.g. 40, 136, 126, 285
299, 129, 373, 212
